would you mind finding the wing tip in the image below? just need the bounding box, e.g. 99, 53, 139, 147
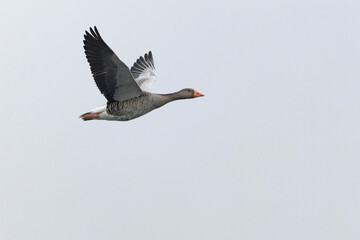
84, 26, 101, 40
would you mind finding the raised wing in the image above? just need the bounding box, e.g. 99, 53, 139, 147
83, 26, 143, 102
130, 51, 157, 92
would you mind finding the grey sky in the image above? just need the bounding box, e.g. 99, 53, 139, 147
1, 0, 359, 239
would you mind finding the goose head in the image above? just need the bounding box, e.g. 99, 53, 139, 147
178, 88, 204, 99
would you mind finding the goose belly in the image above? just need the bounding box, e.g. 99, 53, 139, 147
101, 100, 155, 121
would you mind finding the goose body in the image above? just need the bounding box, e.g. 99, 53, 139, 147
80, 26, 203, 121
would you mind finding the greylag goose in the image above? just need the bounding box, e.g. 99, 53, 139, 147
80, 26, 204, 121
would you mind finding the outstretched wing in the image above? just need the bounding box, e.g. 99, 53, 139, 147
130, 51, 157, 92
83, 26, 143, 102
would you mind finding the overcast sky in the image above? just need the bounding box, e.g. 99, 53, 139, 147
1, 0, 360, 239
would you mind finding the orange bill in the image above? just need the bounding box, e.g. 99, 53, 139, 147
194, 90, 204, 97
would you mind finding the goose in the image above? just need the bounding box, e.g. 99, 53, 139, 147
80, 26, 204, 121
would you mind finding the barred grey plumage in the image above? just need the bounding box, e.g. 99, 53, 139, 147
103, 90, 198, 121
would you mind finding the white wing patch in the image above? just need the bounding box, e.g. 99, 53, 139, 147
130, 51, 157, 92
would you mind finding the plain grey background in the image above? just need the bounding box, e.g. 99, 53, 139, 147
1, 0, 359, 239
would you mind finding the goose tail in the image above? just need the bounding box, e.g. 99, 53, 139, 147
79, 105, 106, 121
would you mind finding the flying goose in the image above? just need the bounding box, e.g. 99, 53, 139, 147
80, 26, 204, 121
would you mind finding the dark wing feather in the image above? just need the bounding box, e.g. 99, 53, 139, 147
83, 26, 142, 102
